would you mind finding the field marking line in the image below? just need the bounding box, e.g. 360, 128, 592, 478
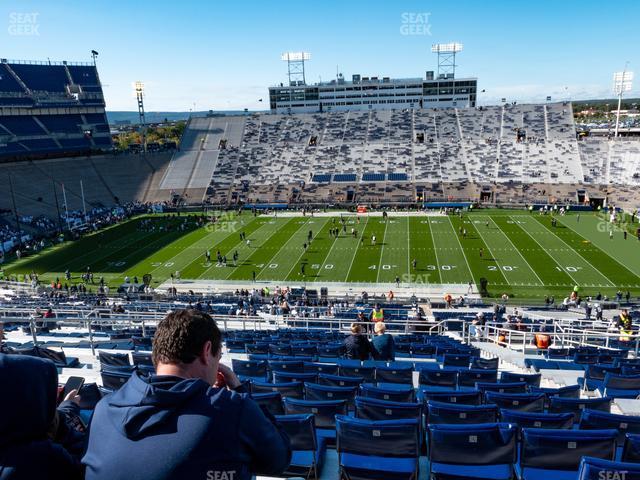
222, 218, 297, 280
485, 215, 545, 286
283, 217, 332, 281
531, 216, 617, 287
255, 217, 314, 281
196, 217, 274, 279
148, 215, 251, 278
376, 217, 390, 283
465, 217, 511, 286
446, 216, 475, 284
406, 216, 411, 280
557, 216, 640, 279
427, 217, 442, 284
510, 215, 591, 287
343, 216, 370, 282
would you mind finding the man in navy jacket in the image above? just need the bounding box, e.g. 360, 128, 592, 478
83, 309, 291, 480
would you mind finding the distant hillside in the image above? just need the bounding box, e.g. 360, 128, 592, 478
107, 110, 264, 125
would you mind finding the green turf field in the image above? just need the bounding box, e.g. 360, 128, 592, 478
4, 210, 640, 301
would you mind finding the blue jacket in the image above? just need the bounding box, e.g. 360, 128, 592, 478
82, 372, 291, 480
344, 334, 372, 360
0, 353, 81, 480
372, 333, 396, 361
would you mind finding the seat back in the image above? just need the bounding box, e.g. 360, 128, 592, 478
375, 365, 414, 384
339, 364, 375, 381
304, 382, 357, 403
284, 397, 347, 429
421, 388, 482, 405
442, 353, 471, 367
250, 392, 284, 415
586, 364, 621, 381
604, 373, 640, 390
100, 369, 133, 391
485, 392, 545, 413
131, 352, 153, 367
500, 371, 541, 387
98, 351, 131, 367
429, 423, 517, 466
268, 360, 305, 373
580, 409, 640, 443
457, 368, 498, 387
549, 397, 611, 422
317, 373, 363, 387
359, 383, 415, 403
251, 380, 304, 399
470, 357, 499, 370
578, 456, 640, 480
623, 433, 640, 463
231, 359, 267, 380
500, 409, 574, 430
521, 428, 617, 473
476, 381, 528, 395
418, 367, 458, 387
274, 414, 316, 451
273, 371, 318, 384
336, 415, 420, 459
355, 397, 422, 422
304, 362, 340, 375
427, 400, 499, 424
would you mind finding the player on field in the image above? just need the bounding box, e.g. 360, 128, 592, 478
412, 258, 417, 270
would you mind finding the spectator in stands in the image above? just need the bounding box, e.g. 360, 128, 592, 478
343, 323, 372, 361
371, 322, 395, 361
83, 309, 291, 480
618, 309, 633, 341
0, 353, 83, 479
531, 326, 553, 350
370, 304, 384, 326
472, 312, 486, 340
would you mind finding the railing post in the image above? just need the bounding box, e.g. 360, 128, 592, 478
88, 318, 95, 356
29, 318, 38, 347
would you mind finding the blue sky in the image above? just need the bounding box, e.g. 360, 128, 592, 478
2, 0, 639, 111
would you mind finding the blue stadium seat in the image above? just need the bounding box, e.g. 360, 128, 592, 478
471, 357, 500, 370
251, 380, 304, 399
428, 423, 517, 480
250, 392, 284, 415
354, 397, 422, 422
283, 397, 347, 448
275, 414, 325, 479
601, 373, 640, 398
580, 409, 640, 443
442, 353, 471, 367
336, 415, 420, 480
623, 433, 640, 462
273, 371, 318, 384
317, 373, 363, 387
519, 428, 617, 480
375, 364, 414, 384
100, 366, 135, 391
339, 363, 375, 381
359, 383, 415, 403
458, 368, 498, 388
578, 456, 640, 480
269, 359, 305, 373
500, 409, 574, 430
420, 387, 483, 405
485, 392, 546, 412
304, 382, 358, 403
303, 362, 340, 375
231, 359, 268, 381
476, 381, 528, 395
427, 400, 499, 425
418, 366, 458, 388
500, 371, 541, 387
548, 396, 611, 422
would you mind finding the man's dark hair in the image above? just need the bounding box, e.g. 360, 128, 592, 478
152, 309, 222, 366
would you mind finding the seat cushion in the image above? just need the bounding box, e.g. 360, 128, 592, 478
341, 453, 417, 479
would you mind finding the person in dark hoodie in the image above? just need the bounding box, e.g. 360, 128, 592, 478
343, 323, 372, 360
83, 309, 291, 480
0, 353, 83, 480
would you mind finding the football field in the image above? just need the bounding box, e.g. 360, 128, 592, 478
5, 210, 640, 301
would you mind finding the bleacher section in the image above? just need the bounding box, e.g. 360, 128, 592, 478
155, 102, 640, 206
0, 59, 112, 160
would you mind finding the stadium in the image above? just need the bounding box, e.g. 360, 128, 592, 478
2, 2, 640, 479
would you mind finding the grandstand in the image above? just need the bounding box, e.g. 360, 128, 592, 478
3, 290, 640, 479
0, 59, 112, 160
154, 102, 640, 208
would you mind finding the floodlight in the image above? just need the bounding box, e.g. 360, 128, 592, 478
431, 43, 463, 53
281, 52, 311, 62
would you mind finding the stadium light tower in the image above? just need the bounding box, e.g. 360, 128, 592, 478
281, 52, 311, 86
135, 81, 147, 152
431, 42, 463, 78
612, 65, 633, 137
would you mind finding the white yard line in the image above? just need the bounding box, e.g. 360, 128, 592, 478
446, 216, 475, 283
256, 218, 313, 280
529, 216, 617, 287
376, 217, 390, 282
485, 215, 545, 286
468, 218, 511, 286
428, 218, 442, 282
283, 218, 331, 281
343, 216, 370, 281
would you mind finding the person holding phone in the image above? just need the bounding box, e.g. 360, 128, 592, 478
83, 309, 291, 480
0, 353, 84, 480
